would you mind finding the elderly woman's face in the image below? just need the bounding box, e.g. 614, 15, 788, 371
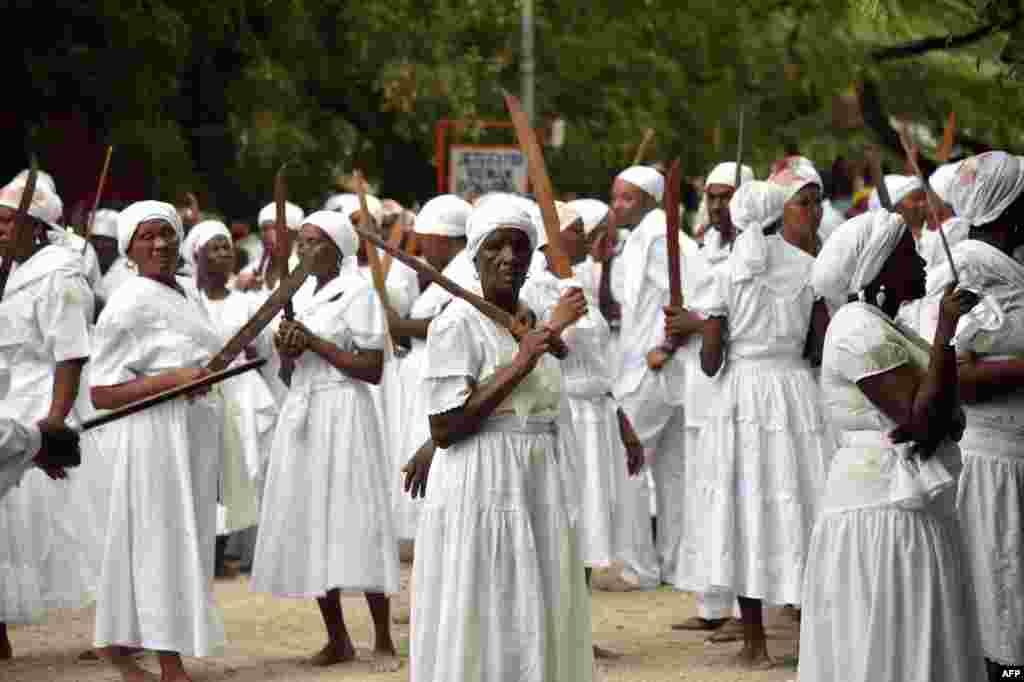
296, 223, 341, 276
476, 227, 532, 299
783, 185, 823, 237
198, 235, 235, 278
128, 219, 179, 279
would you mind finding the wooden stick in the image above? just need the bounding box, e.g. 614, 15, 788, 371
273, 164, 294, 320
665, 159, 684, 309
80, 359, 266, 432
734, 107, 745, 188
867, 147, 893, 211
937, 112, 956, 163
633, 128, 655, 166
85, 145, 114, 238
503, 91, 574, 279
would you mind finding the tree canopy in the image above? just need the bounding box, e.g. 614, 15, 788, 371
8, 0, 1024, 220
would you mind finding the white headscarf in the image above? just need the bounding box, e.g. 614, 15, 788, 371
950, 151, 1024, 227
867, 175, 924, 210
465, 196, 538, 264
616, 166, 665, 203
414, 195, 472, 237
0, 177, 63, 228
929, 162, 963, 206
116, 201, 183, 257
323, 193, 384, 225
811, 210, 907, 303
768, 156, 822, 203
567, 199, 609, 235
705, 162, 755, 189
534, 201, 582, 249
728, 181, 788, 282
90, 208, 120, 239
304, 210, 358, 263
257, 201, 305, 230
12, 169, 57, 195
181, 220, 232, 268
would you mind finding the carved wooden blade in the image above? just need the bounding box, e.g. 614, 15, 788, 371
665, 158, 683, 308
503, 91, 573, 279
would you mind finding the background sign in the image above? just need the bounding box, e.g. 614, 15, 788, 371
448, 144, 527, 197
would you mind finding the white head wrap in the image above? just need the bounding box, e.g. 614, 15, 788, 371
257, 201, 305, 230
304, 210, 358, 262
12, 169, 57, 195
950, 151, 1024, 227
381, 199, 404, 222
181, 220, 232, 268
414, 195, 472, 237
705, 162, 755, 189
811, 210, 907, 303
728, 181, 788, 282
90, 208, 120, 239
929, 162, 963, 206
768, 156, 822, 203
465, 196, 538, 264
323, 193, 384, 225
616, 166, 665, 203
867, 175, 925, 211
534, 201, 582, 249
0, 177, 63, 228
117, 200, 184, 257
567, 199, 610, 235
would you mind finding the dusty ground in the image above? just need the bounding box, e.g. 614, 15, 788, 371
3, 564, 799, 681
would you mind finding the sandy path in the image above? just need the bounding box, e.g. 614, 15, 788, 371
2, 566, 799, 681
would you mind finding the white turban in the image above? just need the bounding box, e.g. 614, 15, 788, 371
950, 151, 1024, 227
414, 195, 472, 237
12, 169, 57, 195
0, 177, 63, 228
811, 210, 907, 303
304, 210, 358, 261
90, 208, 120, 239
567, 199, 610, 235
705, 162, 756, 189
867, 175, 924, 211
181, 220, 232, 268
323, 193, 384, 225
768, 156, 822, 204
728, 181, 788, 282
117, 200, 184, 256
534, 201, 582, 249
929, 162, 963, 206
257, 201, 305, 230
616, 166, 665, 203
465, 196, 538, 264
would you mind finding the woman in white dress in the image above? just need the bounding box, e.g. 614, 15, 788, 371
251, 210, 400, 667
181, 221, 278, 568
0, 177, 95, 659
90, 201, 226, 682
904, 151, 1024, 680
800, 208, 986, 682
680, 181, 832, 665
409, 197, 592, 682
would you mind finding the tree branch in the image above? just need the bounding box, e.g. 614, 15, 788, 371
870, 13, 1021, 62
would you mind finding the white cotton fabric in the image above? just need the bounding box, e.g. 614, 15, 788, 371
534, 201, 582, 249
930, 162, 963, 205
0, 177, 63, 227
465, 196, 538, 263
252, 271, 400, 597
411, 296, 592, 682
917, 217, 970, 269
617, 166, 665, 202
46, 228, 102, 289
0, 419, 39, 502
768, 155, 822, 203
305, 209, 358, 260
567, 199, 609, 235
414, 194, 472, 237
811, 210, 907, 305
323, 193, 384, 225
798, 301, 984, 682
705, 162, 755, 189
90, 208, 120, 239
96, 257, 136, 301
676, 234, 830, 605
727, 180, 787, 283
257, 201, 305, 230
0, 245, 95, 622
116, 200, 183, 257
181, 220, 231, 268
12, 169, 57, 196
867, 175, 924, 211
951, 151, 1024, 226
90, 277, 226, 656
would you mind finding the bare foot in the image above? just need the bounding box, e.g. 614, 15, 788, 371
309, 641, 356, 667
732, 643, 777, 669
369, 652, 403, 673
0, 626, 10, 659
672, 616, 727, 631
593, 644, 621, 660
159, 670, 192, 682
112, 659, 159, 682
705, 618, 744, 643
391, 602, 410, 625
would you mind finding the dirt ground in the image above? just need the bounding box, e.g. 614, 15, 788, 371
3, 564, 799, 682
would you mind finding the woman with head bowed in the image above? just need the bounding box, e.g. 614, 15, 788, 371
250, 210, 401, 668
902, 151, 1024, 681
409, 196, 592, 681
678, 181, 833, 666
89, 201, 226, 681
800, 209, 985, 682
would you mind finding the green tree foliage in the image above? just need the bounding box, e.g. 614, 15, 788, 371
11, 0, 1024, 218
